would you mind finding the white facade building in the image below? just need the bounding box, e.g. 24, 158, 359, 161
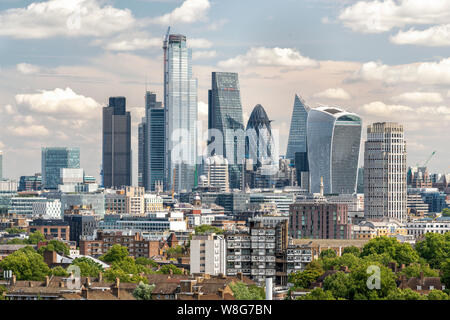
364, 122, 407, 223
190, 234, 226, 275
203, 155, 230, 193
32, 200, 62, 219
406, 218, 450, 239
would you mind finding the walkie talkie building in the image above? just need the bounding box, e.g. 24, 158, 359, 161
307, 106, 362, 195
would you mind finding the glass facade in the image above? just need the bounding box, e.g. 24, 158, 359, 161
286, 95, 309, 160
42, 147, 80, 189
164, 34, 198, 192
307, 107, 362, 194
208, 72, 245, 189
147, 93, 165, 191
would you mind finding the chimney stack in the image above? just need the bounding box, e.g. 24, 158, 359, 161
81, 285, 89, 299
11, 275, 16, 286
45, 276, 50, 287
98, 272, 103, 282
112, 278, 120, 299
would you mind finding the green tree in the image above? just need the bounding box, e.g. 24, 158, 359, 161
399, 263, 439, 278
427, 290, 449, 300
229, 282, 265, 300
361, 236, 419, 265
158, 264, 183, 275
99, 244, 129, 263
0, 246, 50, 280
71, 257, 104, 277
51, 266, 69, 277
135, 257, 158, 268
348, 261, 397, 300
297, 288, 335, 300
194, 225, 224, 235
38, 240, 70, 256
386, 288, 425, 300
5, 227, 25, 234
104, 267, 148, 284
166, 245, 184, 259
27, 231, 46, 245
342, 246, 361, 257
415, 232, 450, 268
323, 271, 354, 299
133, 281, 155, 300
441, 208, 450, 217
319, 249, 337, 259
0, 285, 6, 300
321, 253, 361, 271
289, 268, 323, 289
440, 258, 450, 289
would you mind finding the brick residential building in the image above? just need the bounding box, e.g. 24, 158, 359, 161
289, 201, 351, 239
28, 219, 70, 241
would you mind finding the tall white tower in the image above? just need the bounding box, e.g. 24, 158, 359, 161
364, 122, 407, 222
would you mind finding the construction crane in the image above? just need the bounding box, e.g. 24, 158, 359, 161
416, 151, 436, 167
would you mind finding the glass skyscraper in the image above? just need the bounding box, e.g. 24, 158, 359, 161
208, 72, 245, 190
307, 106, 362, 195
102, 97, 132, 189
42, 147, 80, 190
286, 94, 309, 160
138, 117, 146, 188
164, 33, 198, 193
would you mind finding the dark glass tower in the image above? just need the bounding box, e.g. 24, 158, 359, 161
102, 97, 132, 189
138, 117, 147, 188
208, 72, 245, 190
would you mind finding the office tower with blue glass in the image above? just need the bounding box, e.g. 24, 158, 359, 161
164, 32, 198, 193
286, 94, 310, 189
208, 72, 245, 190
138, 117, 147, 188
42, 147, 80, 190
145, 91, 165, 191
102, 97, 132, 189
307, 106, 362, 195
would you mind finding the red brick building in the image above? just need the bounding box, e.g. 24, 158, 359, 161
79, 230, 169, 258
289, 202, 351, 239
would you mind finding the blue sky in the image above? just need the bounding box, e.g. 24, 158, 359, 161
0, 0, 449, 182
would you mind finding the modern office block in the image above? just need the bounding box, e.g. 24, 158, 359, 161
164, 33, 198, 193
208, 72, 245, 190
42, 147, 80, 190
102, 97, 132, 188
307, 106, 362, 195
364, 122, 407, 222
286, 95, 309, 160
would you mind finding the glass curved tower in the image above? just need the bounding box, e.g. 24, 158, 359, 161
245, 104, 276, 168
307, 106, 362, 195
286, 94, 309, 160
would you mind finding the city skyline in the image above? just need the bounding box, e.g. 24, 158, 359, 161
0, 0, 449, 182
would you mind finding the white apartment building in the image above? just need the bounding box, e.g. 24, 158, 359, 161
364, 122, 407, 223
203, 155, 230, 193
32, 200, 62, 219
190, 234, 226, 276
406, 218, 450, 239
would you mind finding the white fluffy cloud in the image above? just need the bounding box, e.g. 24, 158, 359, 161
104, 37, 161, 51
188, 38, 213, 49
16, 63, 41, 75
15, 87, 101, 118
351, 58, 450, 85
193, 50, 217, 60
391, 92, 444, 104
151, 0, 210, 25
8, 125, 50, 137
361, 101, 450, 119
339, 0, 450, 34
218, 47, 319, 69
0, 0, 136, 39
313, 88, 351, 100
390, 24, 450, 46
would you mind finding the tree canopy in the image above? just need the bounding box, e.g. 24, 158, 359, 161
194, 225, 224, 235
415, 232, 450, 269
133, 282, 155, 300
71, 257, 104, 277
38, 240, 70, 256
229, 282, 265, 300
0, 246, 50, 281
